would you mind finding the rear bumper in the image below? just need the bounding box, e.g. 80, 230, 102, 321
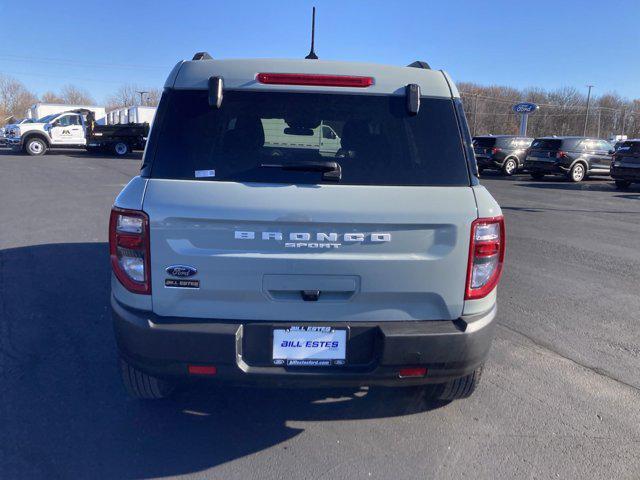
476, 156, 502, 168
611, 165, 640, 181
524, 160, 567, 174
112, 295, 496, 387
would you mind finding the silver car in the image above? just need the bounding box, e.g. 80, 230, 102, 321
110, 54, 505, 400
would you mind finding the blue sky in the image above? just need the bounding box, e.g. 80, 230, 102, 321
1, 0, 638, 103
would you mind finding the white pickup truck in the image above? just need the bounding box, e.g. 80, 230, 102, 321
6, 110, 90, 155
6, 109, 149, 156
262, 118, 341, 157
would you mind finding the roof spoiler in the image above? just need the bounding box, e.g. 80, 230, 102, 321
192, 52, 213, 61
407, 60, 431, 69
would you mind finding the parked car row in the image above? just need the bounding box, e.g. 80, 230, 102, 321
473, 134, 638, 188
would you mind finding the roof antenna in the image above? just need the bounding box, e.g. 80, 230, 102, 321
305, 7, 318, 59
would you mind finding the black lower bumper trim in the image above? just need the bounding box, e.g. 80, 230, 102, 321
112, 295, 496, 387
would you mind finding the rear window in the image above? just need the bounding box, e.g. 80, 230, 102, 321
531, 139, 562, 150
618, 142, 640, 154
512, 138, 533, 148
148, 90, 470, 186
473, 137, 497, 148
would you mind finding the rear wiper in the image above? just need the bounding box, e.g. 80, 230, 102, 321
260, 160, 342, 181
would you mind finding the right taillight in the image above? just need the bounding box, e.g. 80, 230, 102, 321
465, 216, 505, 300
109, 207, 151, 294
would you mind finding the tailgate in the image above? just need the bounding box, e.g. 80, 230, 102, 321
144, 180, 477, 322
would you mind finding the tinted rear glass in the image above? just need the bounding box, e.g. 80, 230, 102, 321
148, 90, 469, 186
473, 137, 497, 148
531, 139, 562, 150
618, 142, 640, 154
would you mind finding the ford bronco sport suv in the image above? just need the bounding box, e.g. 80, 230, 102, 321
473, 135, 533, 176
110, 54, 505, 401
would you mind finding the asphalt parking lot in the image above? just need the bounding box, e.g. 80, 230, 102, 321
1, 149, 639, 479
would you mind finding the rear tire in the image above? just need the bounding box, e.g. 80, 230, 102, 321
502, 158, 518, 176
615, 180, 631, 189
24, 137, 47, 156
530, 172, 545, 180
119, 357, 175, 400
569, 162, 586, 182
113, 142, 129, 156
438, 365, 484, 400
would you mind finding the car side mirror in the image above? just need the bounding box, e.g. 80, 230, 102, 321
608, 149, 615, 155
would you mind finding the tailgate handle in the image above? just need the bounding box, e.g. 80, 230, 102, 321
301, 290, 321, 302
263, 275, 359, 302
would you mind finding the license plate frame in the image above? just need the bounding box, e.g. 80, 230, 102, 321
272, 326, 347, 367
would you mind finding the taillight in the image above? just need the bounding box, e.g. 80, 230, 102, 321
556, 151, 568, 159
491, 147, 502, 155
465, 216, 505, 300
256, 73, 374, 88
109, 207, 151, 294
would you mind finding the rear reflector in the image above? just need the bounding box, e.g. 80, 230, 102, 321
257, 73, 373, 88
188, 365, 217, 376
398, 367, 427, 378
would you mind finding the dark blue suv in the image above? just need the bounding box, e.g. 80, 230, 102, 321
473, 135, 533, 176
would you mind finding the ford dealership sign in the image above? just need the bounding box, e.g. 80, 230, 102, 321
512, 102, 539, 113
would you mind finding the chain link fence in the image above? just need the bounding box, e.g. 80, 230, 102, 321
459, 84, 639, 140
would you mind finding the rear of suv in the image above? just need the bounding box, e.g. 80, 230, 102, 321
524, 136, 614, 182
110, 54, 505, 401
611, 139, 640, 189
473, 135, 533, 176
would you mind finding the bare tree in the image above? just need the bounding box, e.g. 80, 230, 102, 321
459, 82, 640, 139
144, 87, 162, 107
0, 74, 38, 122
106, 84, 162, 109
40, 91, 65, 103
60, 84, 95, 105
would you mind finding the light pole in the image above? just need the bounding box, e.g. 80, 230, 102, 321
583, 85, 594, 136
136, 90, 148, 106
472, 93, 479, 136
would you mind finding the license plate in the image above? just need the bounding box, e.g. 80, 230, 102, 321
272, 326, 347, 366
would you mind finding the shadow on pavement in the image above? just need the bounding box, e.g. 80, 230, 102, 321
0, 242, 446, 479
0, 147, 142, 161
613, 192, 640, 199
515, 180, 616, 192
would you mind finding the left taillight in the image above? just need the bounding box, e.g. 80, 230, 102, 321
465, 216, 505, 300
109, 207, 151, 294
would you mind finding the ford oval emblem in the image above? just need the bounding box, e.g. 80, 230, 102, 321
512, 102, 539, 114
165, 265, 198, 277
